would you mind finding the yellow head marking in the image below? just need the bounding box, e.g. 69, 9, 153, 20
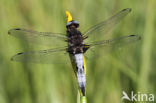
66, 11, 73, 23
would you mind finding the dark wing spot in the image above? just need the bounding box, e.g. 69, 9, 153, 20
10, 57, 14, 61
8, 28, 21, 34
129, 35, 135, 37
138, 36, 141, 40
122, 8, 131, 12
8, 31, 11, 34
17, 52, 23, 55
129, 35, 141, 40
15, 28, 21, 30
11, 52, 23, 61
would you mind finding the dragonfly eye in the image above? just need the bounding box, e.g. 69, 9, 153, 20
66, 20, 79, 28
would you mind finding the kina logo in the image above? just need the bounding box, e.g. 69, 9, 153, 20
122, 91, 154, 102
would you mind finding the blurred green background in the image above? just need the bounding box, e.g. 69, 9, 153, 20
0, 0, 155, 103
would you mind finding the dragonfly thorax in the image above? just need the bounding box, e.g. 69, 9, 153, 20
67, 25, 89, 54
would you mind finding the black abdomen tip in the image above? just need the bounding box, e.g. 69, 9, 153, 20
81, 86, 85, 96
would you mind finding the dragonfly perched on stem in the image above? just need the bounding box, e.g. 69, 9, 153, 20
8, 8, 141, 102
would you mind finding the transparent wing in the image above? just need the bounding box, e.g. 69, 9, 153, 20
89, 35, 141, 47
8, 28, 67, 47
11, 47, 70, 64
84, 35, 141, 59
83, 8, 131, 42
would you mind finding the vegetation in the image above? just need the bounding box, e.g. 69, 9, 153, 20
0, 0, 155, 103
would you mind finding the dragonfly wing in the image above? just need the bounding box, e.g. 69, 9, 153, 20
83, 8, 131, 42
84, 35, 141, 59
8, 28, 67, 47
11, 47, 70, 64
89, 35, 141, 47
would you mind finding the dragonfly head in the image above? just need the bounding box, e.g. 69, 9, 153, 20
66, 20, 79, 28
66, 11, 79, 28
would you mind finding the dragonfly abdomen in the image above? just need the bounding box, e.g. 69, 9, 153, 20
74, 53, 86, 96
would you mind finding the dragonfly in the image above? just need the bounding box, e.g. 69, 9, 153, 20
8, 8, 141, 97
